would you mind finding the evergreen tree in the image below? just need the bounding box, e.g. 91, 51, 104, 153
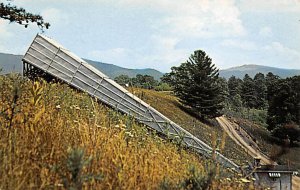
266, 72, 280, 102
165, 50, 223, 119
289, 76, 300, 125
267, 76, 300, 144
254, 73, 267, 109
228, 76, 242, 98
217, 77, 229, 108
227, 76, 243, 110
241, 74, 256, 108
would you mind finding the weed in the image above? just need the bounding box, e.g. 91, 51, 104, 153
51, 147, 103, 190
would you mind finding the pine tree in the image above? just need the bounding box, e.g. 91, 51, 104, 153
241, 74, 256, 108
228, 76, 242, 98
217, 77, 229, 109
165, 50, 223, 119
266, 72, 280, 102
267, 76, 300, 144
254, 73, 267, 109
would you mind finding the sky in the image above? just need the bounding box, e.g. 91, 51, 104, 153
0, 0, 300, 72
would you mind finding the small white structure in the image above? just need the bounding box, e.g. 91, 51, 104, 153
254, 164, 295, 190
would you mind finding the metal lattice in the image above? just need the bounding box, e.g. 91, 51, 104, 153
22, 34, 240, 171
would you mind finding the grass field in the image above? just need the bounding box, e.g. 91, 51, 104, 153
0, 74, 255, 189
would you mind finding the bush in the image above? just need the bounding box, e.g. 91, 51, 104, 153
154, 82, 173, 91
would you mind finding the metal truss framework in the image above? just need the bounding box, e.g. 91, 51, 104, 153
22, 34, 240, 171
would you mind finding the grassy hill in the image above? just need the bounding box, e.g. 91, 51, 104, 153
219, 64, 300, 79
0, 53, 164, 80
130, 88, 251, 166
0, 74, 253, 189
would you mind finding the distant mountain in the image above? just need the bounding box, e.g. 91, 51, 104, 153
84, 59, 163, 80
219, 64, 300, 79
2, 53, 298, 80
0, 53, 164, 80
0, 53, 23, 73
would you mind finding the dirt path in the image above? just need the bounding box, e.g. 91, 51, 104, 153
216, 116, 300, 188
216, 116, 272, 165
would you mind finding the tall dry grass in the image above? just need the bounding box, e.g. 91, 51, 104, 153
0, 74, 254, 189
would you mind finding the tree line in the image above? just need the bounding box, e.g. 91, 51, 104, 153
161, 50, 300, 145
114, 74, 172, 91
224, 73, 300, 144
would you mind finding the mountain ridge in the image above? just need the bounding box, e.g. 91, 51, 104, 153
0, 53, 163, 80
1, 52, 300, 79
219, 64, 300, 79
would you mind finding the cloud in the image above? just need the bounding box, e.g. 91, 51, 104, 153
239, 0, 300, 12
145, 35, 189, 70
259, 26, 273, 37
221, 39, 257, 50
87, 36, 189, 72
0, 20, 13, 39
263, 42, 300, 56
0, 20, 15, 53
114, 0, 247, 71
262, 42, 300, 68
88, 48, 129, 63
41, 8, 69, 26
120, 0, 246, 38
87, 48, 146, 69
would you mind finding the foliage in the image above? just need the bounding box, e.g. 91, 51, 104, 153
241, 74, 256, 108
180, 164, 216, 190
162, 50, 224, 119
154, 82, 172, 91
267, 75, 300, 144
216, 77, 230, 109
53, 148, 103, 190
224, 72, 300, 145
234, 118, 300, 171
0, 74, 252, 189
266, 72, 281, 102
114, 74, 158, 89
228, 73, 267, 110
253, 73, 267, 109
0, 1, 50, 30
228, 76, 242, 98
225, 107, 268, 128
114, 74, 131, 86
